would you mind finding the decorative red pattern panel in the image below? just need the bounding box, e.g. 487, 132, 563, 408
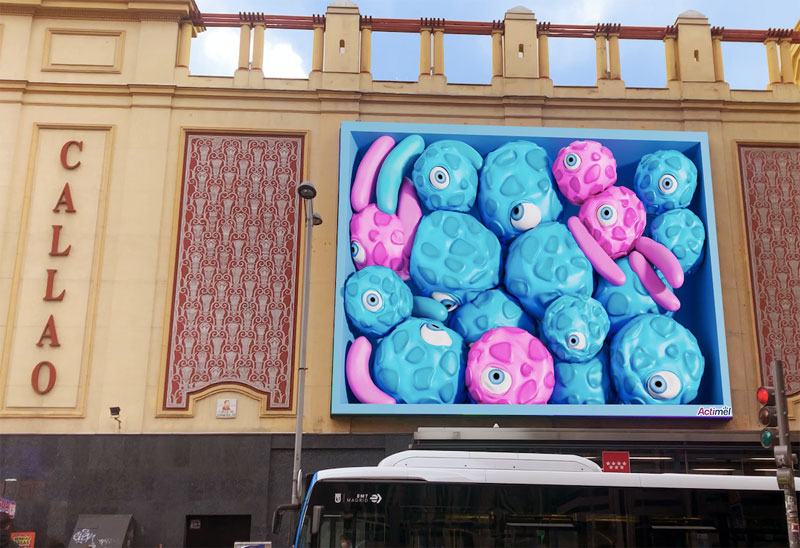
740, 145, 800, 395
164, 133, 303, 410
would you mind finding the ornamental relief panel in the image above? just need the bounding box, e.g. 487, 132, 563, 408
164, 133, 303, 412
740, 145, 800, 395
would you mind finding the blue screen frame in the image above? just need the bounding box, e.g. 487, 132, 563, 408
331, 121, 731, 418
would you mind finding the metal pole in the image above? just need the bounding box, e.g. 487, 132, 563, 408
292, 181, 322, 505
291, 187, 316, 506
773, 359, 799, 547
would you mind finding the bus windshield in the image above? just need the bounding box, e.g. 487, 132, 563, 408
297, 479, 787, 547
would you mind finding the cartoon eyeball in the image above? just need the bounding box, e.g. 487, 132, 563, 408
646, 371, 682, 400
596, 204, 617, 226
429, 166, 450, 189
362, 289, 383, 312
481, 367, 512, 395
431, 291, 460, 312
420, 322, 453, 346
566, 331, 586, 350
510, 202, 542, 231
351, 241, 366, 264
658, 174, 678, 194
563, 152, 582, 171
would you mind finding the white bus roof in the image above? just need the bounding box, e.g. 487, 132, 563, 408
313, 450, 798, 491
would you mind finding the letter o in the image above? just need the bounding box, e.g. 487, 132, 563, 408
31, 361, 57, 395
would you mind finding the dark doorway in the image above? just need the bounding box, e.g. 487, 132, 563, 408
184, 514, 251, 547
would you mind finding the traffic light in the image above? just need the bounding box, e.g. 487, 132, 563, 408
757, 386, 777, 449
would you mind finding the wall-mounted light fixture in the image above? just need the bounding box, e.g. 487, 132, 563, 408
109, 406, 122, 430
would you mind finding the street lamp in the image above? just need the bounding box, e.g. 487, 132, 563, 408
274, 181, 322, 535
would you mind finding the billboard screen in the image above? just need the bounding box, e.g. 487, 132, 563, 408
332, 122, 730, 418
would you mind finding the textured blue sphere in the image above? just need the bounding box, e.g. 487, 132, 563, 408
541, 295, 609, 362
648, 209, 706, 274
593, 257, 673, 335
344, 266, 413, 338
550, 348, 614, 404
633, 150, 698, 215
449, 289, 537, 344
478, 141, 564, 243
411, 140, 482, 212
373, 318, 467, 404
504, 222, 594, 320
610, 314, 704, 405
410, 210, 502, 308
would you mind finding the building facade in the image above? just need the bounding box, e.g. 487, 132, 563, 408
1, 0, 800, 544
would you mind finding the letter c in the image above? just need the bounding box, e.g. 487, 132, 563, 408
60, 140, 83, 170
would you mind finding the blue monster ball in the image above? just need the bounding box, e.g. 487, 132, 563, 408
550, 348, 614, 404
449, 289, 537, 344
633, 150, 698, 215
648, 209, 706, 275
610, 314, 704, 405
411, 140, 483, 212
504, 222, 594, 320
410, 210, 502, 308
541, 295, 609, 362
478, 141, 564, 243
593, 257, 673, 335
344, 266, 413, 338
373, 318, 467, 404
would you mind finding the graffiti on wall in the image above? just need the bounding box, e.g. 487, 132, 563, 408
164, 133, 303, 410
740, 145, 800, 395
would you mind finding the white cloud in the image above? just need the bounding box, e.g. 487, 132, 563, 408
189, 27, 309, 78
262, 41, 308, 78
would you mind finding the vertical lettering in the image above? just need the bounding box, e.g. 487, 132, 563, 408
35, 315, 61, 347
60, 140, 83, 170
49, 225, 71, 256
43, 269, 65, 302
52, 183, 76, 213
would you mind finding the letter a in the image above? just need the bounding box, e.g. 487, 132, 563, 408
53, 183, 76, 213
36, 315, 61, 347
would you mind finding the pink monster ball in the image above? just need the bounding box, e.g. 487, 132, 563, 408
552, 140, 617, 205
466, 327, 555, 404
350, 204, 409, 279
578, 185, 646, 259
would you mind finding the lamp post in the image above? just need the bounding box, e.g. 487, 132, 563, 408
291, 181, 321, 506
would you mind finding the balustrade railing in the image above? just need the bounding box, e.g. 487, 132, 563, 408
177, 6, 800, 90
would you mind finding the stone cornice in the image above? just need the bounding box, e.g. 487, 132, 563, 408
0, 0, 197, 22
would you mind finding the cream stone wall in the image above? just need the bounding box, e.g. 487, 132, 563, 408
0, 0, 799, 435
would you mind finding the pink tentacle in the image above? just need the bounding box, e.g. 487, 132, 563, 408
635, 236, 684, 289
567, 216, 626, 286
351, 136, 395, 213
397, 178, 422, 271
346, 336, 396, 404
629, 250, 680, 312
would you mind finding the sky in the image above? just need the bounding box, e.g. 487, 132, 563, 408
190, 1, 799, 89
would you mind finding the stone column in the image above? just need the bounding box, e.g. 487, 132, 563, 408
419, 27, 432, 77
433, 25, 445, 76
176, 20, 193, 68
765, 39, 781, 85
595, 34, 608, 81
252, 23, 265, 71
608, 31, 621, 80
779, 39, 793, 83
664, 33, 679, 81
360, 21, 372, 74
238, 24, 251, 70
537, 31, 549, 79
491, 26, 503, 78
311, 18, 324, 72
711, 30, 724, 82
502, 6, 538, 78
674, 10, 715, 82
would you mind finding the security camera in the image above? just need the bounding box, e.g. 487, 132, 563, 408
110, 406, 121, 417
298, 182, 317, 200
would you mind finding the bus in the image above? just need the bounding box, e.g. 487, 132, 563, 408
288, 450, 795, 547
